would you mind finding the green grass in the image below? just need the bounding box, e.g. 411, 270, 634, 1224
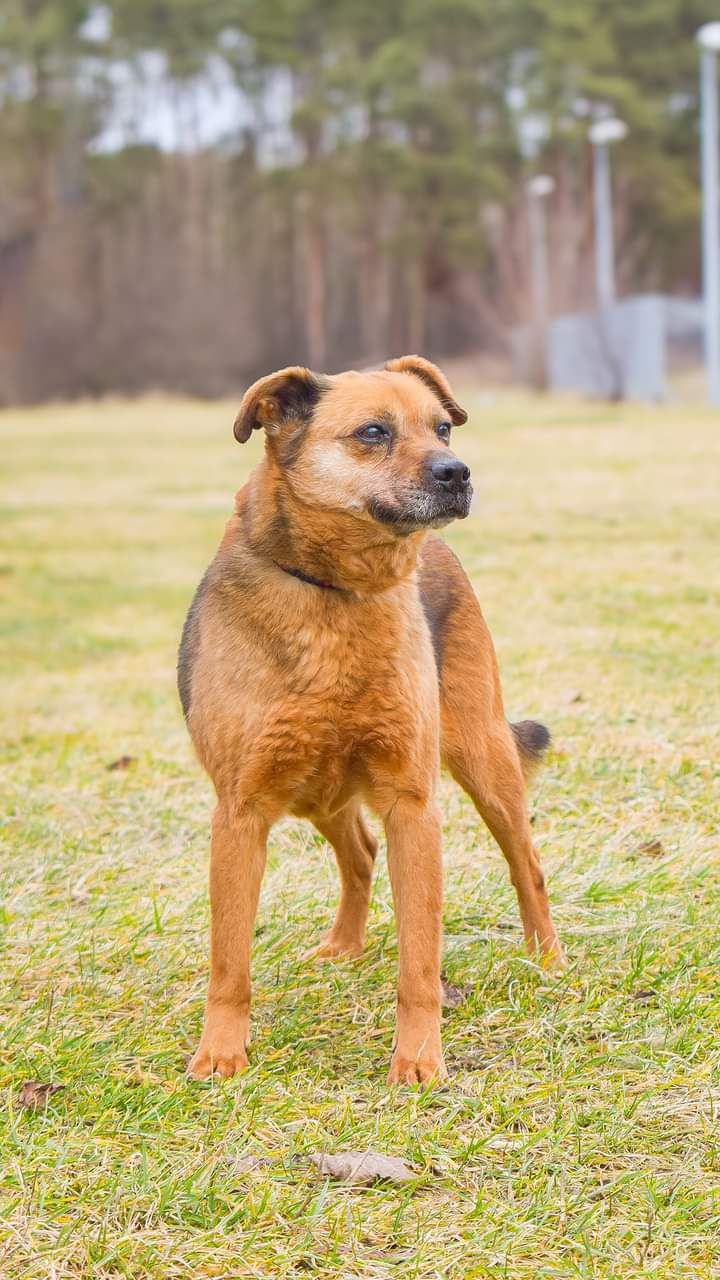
1, 390, 719, 1278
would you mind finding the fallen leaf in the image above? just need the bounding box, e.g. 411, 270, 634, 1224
225, 1154, 271, 1175
364, 1246, 416, 1263
125, 1064, 161, 1086
16, 1081, 65, 1110
486, 1134, 524, 1151
637, 839, 664, 858
310, 1150, 414, 1185
561, 689, 585, 705
451, 1050, 491, 1069
107, 755, 136, 771
441, 974, 473, 1008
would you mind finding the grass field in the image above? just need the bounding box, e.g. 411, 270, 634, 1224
2, 389, 719, 1279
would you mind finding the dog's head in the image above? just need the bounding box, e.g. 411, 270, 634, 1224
233, 356, 472, 534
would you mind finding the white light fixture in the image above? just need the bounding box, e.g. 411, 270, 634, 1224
697, 21, 720, 51
527, 174, 555, 199
588, 117, 628, 146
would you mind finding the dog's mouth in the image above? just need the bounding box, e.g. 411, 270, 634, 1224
367, 485, 473, 533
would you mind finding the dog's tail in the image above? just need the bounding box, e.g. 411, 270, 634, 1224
511, 719, 551, 782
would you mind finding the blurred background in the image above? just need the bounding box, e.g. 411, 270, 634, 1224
0, 0, 715, 404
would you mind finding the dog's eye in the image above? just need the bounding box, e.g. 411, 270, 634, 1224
355, 422, 389, 443
436, 421, 452, 443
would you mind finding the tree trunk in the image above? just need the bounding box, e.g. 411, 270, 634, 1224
299, 190, 326, 369
406, 257, 426, 353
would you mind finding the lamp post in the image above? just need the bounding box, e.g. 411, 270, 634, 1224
527, 174, 555, 327
697, 22, 720, 405
588, 117, 628, 310
525, 174, 555, 388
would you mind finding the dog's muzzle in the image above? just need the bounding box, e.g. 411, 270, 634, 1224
367, 454, 473, 531
419, 451, 473, 523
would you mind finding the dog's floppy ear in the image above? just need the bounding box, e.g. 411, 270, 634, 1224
383, 355, 468, 426
233, 366, 328, 443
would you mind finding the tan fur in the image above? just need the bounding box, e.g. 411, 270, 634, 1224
180, 356, 563, 1086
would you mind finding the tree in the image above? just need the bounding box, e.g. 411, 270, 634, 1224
0, 0, 709, 401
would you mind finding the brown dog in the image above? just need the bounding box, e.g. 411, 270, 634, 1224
178, 356, 563, 1085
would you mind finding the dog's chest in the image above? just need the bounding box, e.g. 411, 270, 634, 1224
249, 599, 437, 810
282, 617, 386, 701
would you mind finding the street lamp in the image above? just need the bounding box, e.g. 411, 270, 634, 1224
525, 174, 555, 388
527, 174, 555, 327
588, 117, 628, 310
696, 22, 720, 405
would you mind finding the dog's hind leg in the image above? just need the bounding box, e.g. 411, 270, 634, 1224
443, 716, 564, 967
305, 804, 378, 960
420, 536, 564, 968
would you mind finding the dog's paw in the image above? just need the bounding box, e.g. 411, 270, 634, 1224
303, 934, 364, 961
386, 1050, 447, 1087
539, 940, 567, 973
187, 1040, 249, 1080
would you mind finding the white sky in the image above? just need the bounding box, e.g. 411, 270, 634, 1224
80, 4, 296, 162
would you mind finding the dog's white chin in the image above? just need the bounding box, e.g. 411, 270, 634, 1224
366, 487, 472, 534
402, 500, 472, 531
392, 510, 468, 536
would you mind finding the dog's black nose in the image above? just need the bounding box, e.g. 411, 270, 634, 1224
428, 454, 471, 492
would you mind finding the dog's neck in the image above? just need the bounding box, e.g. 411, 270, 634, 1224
238, 461, 425, 595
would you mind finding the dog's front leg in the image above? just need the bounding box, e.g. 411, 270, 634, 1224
384, 796, 446, 1085
188, 802, 268, 1080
